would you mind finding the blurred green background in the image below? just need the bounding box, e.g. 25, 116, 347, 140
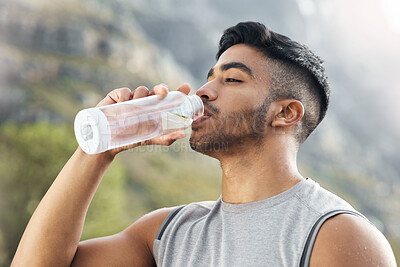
0, 0, 399, 265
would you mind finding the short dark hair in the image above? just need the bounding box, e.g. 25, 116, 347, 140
217, 21, 330, 144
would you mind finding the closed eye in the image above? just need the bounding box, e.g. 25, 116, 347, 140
225, 78, 243, 83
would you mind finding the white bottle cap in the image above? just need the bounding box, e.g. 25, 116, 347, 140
74, 108, 111, 154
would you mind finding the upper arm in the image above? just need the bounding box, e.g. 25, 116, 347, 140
71, 207, 174, 267
310, 214, 397, 267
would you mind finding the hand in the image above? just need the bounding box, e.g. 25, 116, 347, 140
95, 83, 192, 156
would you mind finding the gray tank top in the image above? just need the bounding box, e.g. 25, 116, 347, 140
153, 178, 368, 266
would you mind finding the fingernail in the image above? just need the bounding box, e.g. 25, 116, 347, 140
160, 83, 168, 89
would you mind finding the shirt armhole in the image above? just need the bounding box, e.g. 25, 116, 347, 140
299, 209, 370, 267
155, 205, 186, 240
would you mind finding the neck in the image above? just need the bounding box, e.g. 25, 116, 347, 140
218, 137, 304, 204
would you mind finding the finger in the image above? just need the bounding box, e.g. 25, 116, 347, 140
109, 130, 186, 154
142, 130, 186, 146
96, 87, 131, 107
115, 87, 132, 103
96, 96, 115, 107
162, 130, 186, 142
149, 84, 169, 99
177, 83, 191, 95
132, 86, 150, 99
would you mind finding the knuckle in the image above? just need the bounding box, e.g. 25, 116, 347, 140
134, 86, 149, 92
133, 86, 150, 97
116, 87, 131, 93
153, 84, 168, 92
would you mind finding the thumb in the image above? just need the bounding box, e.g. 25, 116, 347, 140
177, 83, 191, 95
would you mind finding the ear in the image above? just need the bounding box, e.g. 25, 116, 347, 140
271, 99, 304, 127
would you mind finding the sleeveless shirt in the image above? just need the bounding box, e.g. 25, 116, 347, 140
153, 178, 367, 267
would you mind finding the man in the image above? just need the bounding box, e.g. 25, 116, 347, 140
12, 22, 396, 266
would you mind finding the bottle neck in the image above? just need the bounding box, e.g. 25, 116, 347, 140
188, 95, 204, 120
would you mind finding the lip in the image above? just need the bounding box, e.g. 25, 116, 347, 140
193, 115, 211, 125
192, 106, 214, 126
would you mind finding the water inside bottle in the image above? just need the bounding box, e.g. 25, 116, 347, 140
107, 111, 192, 149
161, 111, 192, 134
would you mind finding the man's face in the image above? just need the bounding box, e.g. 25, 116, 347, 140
190, 44, 273, 155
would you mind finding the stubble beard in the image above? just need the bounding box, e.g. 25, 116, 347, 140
189, 98, 272, 156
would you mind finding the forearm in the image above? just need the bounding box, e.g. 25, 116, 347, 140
12, 148, 115, 266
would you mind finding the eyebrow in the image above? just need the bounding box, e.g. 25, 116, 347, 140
207, 62, 254, 80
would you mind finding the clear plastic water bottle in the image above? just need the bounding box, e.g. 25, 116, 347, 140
74, 91, 204, 154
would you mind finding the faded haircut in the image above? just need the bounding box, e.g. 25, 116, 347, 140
217, 21, 330, 144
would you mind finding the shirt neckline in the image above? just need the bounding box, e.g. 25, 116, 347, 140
220, 178, 312, 213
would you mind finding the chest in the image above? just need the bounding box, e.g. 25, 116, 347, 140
163, 208, 314, 267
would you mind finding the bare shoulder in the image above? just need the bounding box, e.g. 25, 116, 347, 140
124, 207, 175, 253
72, 207, 174, 267
310, 213, 397, 267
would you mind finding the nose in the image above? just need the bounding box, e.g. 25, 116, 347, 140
196, 82, 217, 102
